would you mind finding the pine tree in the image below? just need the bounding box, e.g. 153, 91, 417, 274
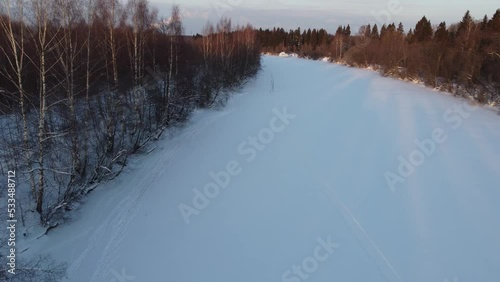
414, 16, 433, 42
481, 15, 489, 30
407, 28, 414, 43
488, 9, 500, 32
397, 22, 404, 34
457, 10, 473, 36
434, 22, 448, 43
318, 29, 328, 44
371, 24, 379, 38
290, 27, 300, 48
380, 24, 387, 38
387, 23, 396, 33
311, 28, 318, 48
336, 26, 343, 36
345, 25, 351, 36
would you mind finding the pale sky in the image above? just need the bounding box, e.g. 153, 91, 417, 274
150, 0, 499, 34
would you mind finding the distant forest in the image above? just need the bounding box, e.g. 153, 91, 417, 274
256, 10, 500, 103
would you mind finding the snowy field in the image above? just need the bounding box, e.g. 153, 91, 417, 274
23, 55, 500, 282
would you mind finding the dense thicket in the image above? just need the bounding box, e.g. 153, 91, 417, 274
0, 0, 260, 226
257, 9, 500, 103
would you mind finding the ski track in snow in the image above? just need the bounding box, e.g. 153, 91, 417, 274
91, 109, 237, 282
24, 56, 500, 282
322, 183, 404, 282
67, 110, 235, 282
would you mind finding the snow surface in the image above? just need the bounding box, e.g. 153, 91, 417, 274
23, 55, 500, 282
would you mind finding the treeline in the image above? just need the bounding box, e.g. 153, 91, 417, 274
257, 9, 500, 104
0, 0, 260, 226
